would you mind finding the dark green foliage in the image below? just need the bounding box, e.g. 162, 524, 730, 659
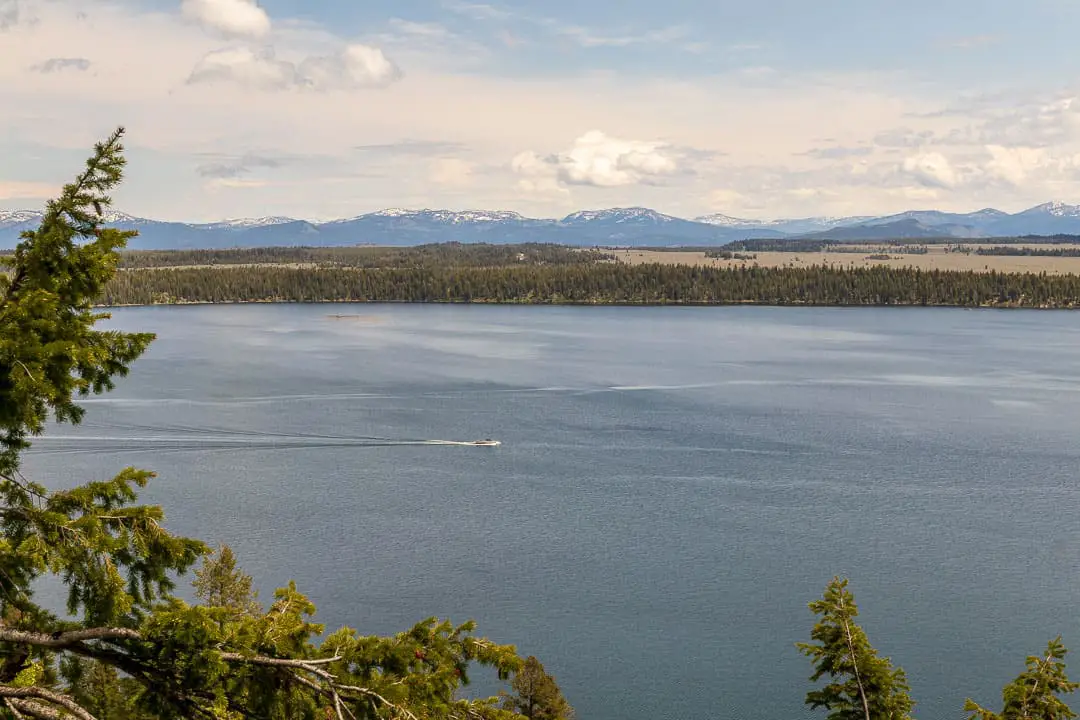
500, 656, 574, 720
0, 127, 205, 632
117, 243, 609, 269
99, 262, 1080, 308
61, 656, 155, 720
798, 577, 914, 720
704, 250, 756, 260
965, 637, 1078, 720
0, 129, 528, 720
729, 237, 1080, 252
975, 246, 1080, 257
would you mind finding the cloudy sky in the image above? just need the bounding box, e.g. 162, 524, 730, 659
4, 0, 1080, 222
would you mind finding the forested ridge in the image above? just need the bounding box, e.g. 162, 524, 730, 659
114, 244, 609, 269
100, 262, 1080, 308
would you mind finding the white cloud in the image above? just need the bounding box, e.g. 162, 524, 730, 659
298, 44, 401, 89
0, 0, 24, 30
188, 46, 293, 89
900, 152, 959, 188
513, 130, 677, 193
429, 158, 473, 186
12, 1, 1080, 220
984, 145, 1050, 186
188, 44, 401, 90
181, 0, 271, 37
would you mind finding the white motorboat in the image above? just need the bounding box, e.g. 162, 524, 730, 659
471, 439, 501, 447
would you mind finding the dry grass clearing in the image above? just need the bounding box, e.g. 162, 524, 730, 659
613, 247, 1080, 275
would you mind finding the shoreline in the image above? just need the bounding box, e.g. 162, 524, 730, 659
92, 298, 1080, 310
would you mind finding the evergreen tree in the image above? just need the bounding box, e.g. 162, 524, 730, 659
60, 656, 153, 720
500, 656, 574, 720
0, 128, 524, 720
192, 545, 261, 619
798, 577, 915, 720
965, 637, 1078, 720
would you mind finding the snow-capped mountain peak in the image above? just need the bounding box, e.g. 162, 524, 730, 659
560, 207, 679, 225
364, 209, 532, 224
0, 210, 43, 225
694, 212, 755, 227
370, 208, 415, 218
206, 216, 297, 229
1029, 201, 1080, 217
100, 210, 141, 223
694, 213, 875, 233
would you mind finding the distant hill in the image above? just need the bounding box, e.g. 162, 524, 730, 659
6, 202, 1080, 249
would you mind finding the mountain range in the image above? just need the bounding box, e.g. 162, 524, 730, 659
4, 202, 1080, 250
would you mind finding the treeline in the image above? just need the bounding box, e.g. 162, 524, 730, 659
99, 263, 1080, 307
974, 246, 1080, 257
727, 237, 1080, 252
725, 239, 933, 253
705, 249, 757, 260
118, 243, 611, 268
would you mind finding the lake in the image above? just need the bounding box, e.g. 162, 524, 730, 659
24, 304, 1080, 720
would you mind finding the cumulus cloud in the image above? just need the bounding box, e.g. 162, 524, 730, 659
0, 0, 19, 30
429, 158, 473, 186
188, 47, 293, 89
297, 44, 401, 89
188, 44, 400, 91
30, 57, 90, 73
984, 145, 1050, 186
900, 152, 959, 188
512, 130, 677, 192
181, 0, 271, 37
894, 143, 1080, 192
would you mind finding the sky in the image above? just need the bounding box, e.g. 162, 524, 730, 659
5, 0, 1080, 222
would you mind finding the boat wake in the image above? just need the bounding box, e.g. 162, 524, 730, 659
27, 425, 501, 455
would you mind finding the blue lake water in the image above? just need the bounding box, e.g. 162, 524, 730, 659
23, 304, 1080, 719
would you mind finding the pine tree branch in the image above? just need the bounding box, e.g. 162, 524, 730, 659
837, 592, 872, 720
0, 687, 98, 720
1017, 646, 1055, 719
4, 127, 125, 302
0, 626, 433, 720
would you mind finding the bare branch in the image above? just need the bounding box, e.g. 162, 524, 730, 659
7, 701, 66, 720
0, 686, 98, 720
4, 698, 27, 720
0, 626, 140, 648
218, 652, 342, 681
337, 685, 420, 720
